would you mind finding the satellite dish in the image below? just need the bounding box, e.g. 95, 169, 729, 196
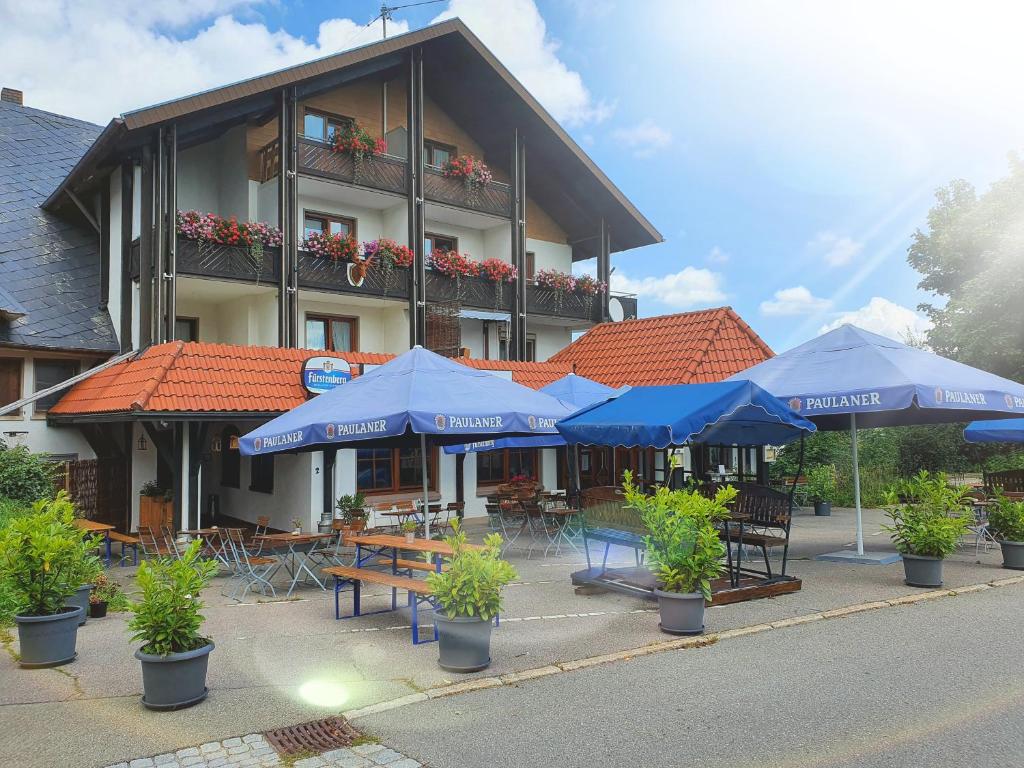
608, 296, 625, 322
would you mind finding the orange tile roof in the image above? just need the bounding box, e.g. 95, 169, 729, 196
549, 307, 774, 388
50, 342, 571, 417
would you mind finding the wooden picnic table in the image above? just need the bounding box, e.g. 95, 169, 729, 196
344, 533, 483, 556
73, 518, 115, 564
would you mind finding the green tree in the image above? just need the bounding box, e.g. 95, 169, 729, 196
908, 154, 1024, 380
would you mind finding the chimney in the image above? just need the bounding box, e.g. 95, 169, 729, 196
1, 88, 24, 106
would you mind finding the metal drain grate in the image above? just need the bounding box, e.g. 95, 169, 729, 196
263, 717, 361, 757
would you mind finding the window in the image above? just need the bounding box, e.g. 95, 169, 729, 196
0, 358, 22, 411
498, 329, 536, 362
305, 314, 358, 352
424, 140, 456, 167
525, 251, 536, 280
303, 212, 356, 240
357, 447, 436, 494
302, 109, 351, 143
175, 317, 199, 342
424, 233, 457, 261
476, 449, 538, 486
220, 427, 240, 489
249, 454, 274, 494
33, 359, 77, 414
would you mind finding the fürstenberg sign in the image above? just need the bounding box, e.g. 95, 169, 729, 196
302, 356, 352, 395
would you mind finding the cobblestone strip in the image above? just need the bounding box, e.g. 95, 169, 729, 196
104, 735, 422, 768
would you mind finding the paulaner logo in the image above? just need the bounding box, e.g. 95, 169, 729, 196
326, 423, 335, 439
435, 414, 446, 430
335, 419, 387, 436
937, 389, 987, 405
788, 397, 802, 411
253, 437, 262, 452
259, 431, 304, 450
804, 392, 881, 410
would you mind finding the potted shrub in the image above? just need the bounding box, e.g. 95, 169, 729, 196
624, 472, 734, 635
0, 493, 95, 667
806, 464, 837, 516
336, 493, 367, 531
427, 521, 516, 672
987, 496, 1024, 570
89, 574, 130, 618
883, 471, 972, 587
400, 519, 418, 545
139, 481, 173, 530
66, 539, 103, 626
291, 517, 303, 535
129, 540, 218, 710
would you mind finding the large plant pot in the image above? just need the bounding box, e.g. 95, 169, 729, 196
66, 584, 93, 626
654, 589, 706, 635
902, 553, 943, 587
434, 612, 492, 672
814, 501, 832, 517
998, 540, 1024, 570
135, 642, 214, 711
14, 606, 83, 668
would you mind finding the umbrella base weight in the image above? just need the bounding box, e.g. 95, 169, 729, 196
815, 549, 902, 565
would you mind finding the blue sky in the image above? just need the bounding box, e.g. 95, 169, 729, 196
4, 0, 1021, 351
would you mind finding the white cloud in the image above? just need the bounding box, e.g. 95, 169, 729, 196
432, 0, 612, 126
610, 119, 672, 158
808, 231, 864, 267
1, 0, 607, 129
611, 267, 726, 310
706, 246, 730, 264
819, 297, 932, 343
760, 286, 832, 316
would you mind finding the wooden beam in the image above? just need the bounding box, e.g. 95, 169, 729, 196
119, 160, 134, 352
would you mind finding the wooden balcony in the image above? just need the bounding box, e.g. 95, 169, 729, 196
176, 238, 280, 284
295, 137, 407, 196
423, 165, 511, 218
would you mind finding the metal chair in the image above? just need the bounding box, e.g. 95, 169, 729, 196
159, 525, 181, 559
136, 525, 169, 559
222, 527, 278, 601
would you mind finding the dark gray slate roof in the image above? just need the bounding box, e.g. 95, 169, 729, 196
0, 100, 118, 353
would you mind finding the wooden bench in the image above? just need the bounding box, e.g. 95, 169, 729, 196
374, 558, 448, 574
322, 565, 437, 645
579, 486, 647, 572
698, 482, 794, 578
107, 531, 139, 567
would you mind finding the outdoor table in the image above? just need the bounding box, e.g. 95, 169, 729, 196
191, 528, 233, 568
255, 532, 335, 597
73, 518, 114, 566
544, 506, 582, 557
346, 532, 484, 574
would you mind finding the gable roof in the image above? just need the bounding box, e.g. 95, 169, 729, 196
45, 19, 660, 256
549, 308, 774, 388
0, 100, 119, 353
49, 342, 570, 419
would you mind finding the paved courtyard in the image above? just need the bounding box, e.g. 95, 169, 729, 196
0, 507, 1014, 768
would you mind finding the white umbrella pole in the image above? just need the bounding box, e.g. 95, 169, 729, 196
421, 432, 431, 541
851, 413, 864, 556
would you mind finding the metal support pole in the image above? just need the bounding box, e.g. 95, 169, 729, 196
421, 433, 431, 541
166, 124, 177, 343
154, 128, 166, 344
278, 90, 290, 347
406, 49, 425, 348
288, 88, 300, 347
851, 413, 864, 555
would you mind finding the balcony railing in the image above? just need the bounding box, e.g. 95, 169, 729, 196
147, 238, 633, 325
296, 137, 407, 196
423, 165, 511, 218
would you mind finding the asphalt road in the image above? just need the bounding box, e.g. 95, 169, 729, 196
362, 584, 1024, 768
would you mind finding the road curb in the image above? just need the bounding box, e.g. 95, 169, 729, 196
344, 573, 1022, 722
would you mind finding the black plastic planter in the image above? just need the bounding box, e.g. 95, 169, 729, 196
654, 589, 705, 635
814, 501, 832, 517
999, 540, 1024, 570
14, 606, 83, 668
66, 584, 93, 626
89, 601, 108, 619
135, 642, 214, 711
902, 553, 943, 587
434, 612, 492, 672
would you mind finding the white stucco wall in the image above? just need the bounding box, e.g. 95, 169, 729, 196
526, 238, 572, 273
177, 126, 250, 221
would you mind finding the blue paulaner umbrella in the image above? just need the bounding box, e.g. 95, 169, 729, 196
556, 380, 815, 448
443, 373, 620, 454
730, 324, 1024, 562
964, 419, 1024, 443
240, 346, 574, 538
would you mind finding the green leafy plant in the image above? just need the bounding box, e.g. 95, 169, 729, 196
0, 445, 57, 503
882, 471, 972, 558
806, 464, 837, 502
139, 481, 172, 502
0, 492, 99, 616
427, 521, 516, 621
90, 573, 130, 612
988, 496, 1024, 542
400, 520, 418, 534
623, 471, 733, 600
128, 540, 218, 656
335, 492, 367, 524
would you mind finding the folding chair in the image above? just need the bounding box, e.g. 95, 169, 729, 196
247, 515, 271, 555
159, 525, 181, 559
222, 527, 278, 601
137, 525, 172, 559
309, 520, 354, 568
